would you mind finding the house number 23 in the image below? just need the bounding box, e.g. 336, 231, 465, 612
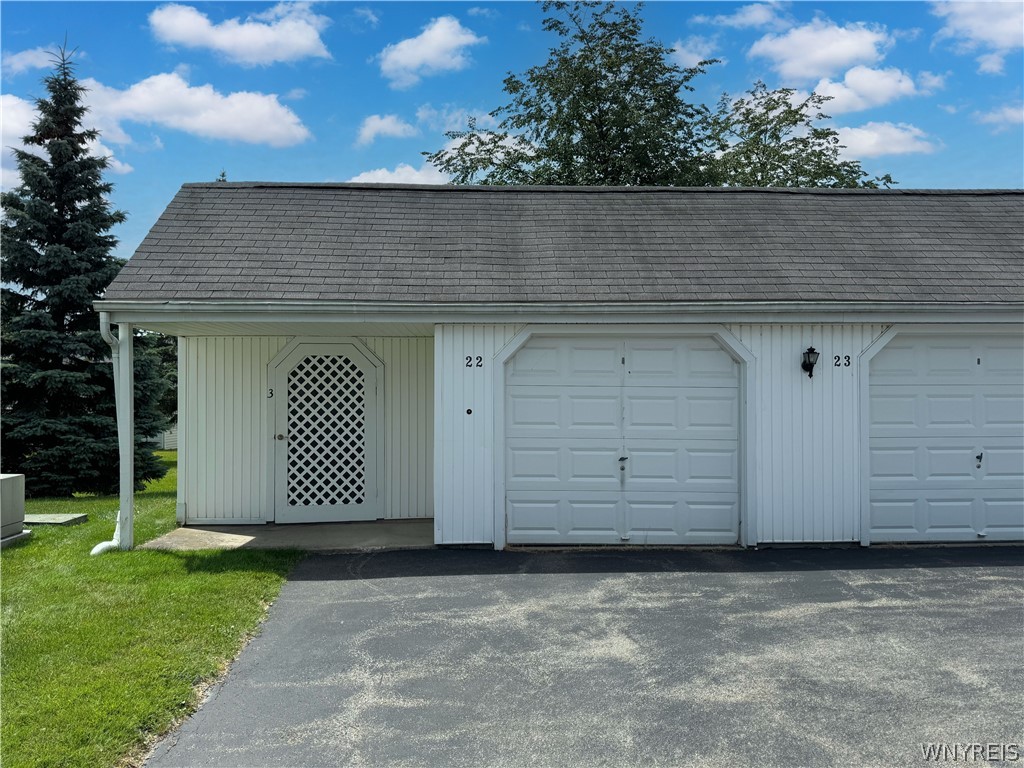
834, 355, 852, 367
465, 355, 483, 368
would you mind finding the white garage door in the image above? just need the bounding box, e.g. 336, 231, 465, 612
505, 336, 740, 545
870, 334, 1024, 542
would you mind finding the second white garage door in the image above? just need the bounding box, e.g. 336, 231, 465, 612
869, 333, 1024, 542
505, 336, 740, 545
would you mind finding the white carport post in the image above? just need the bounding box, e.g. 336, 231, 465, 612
114, 321, 135, 549
93, 313, 134, 553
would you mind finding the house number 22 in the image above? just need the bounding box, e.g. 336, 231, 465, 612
465, 355, 483, 368
834, 355, 851, 367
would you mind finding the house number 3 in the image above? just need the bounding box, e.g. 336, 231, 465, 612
834, 355, 852, 367
465, 355, 483, 368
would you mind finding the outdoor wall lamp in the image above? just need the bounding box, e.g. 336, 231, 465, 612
801, 347, 820, 378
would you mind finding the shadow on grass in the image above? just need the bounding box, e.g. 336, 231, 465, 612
171, 548, 307, 577
268, 544, 1024, 582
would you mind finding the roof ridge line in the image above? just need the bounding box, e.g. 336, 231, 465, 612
178, 182, 1024, 195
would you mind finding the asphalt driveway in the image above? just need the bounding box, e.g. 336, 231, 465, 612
146, 546, 1024, 768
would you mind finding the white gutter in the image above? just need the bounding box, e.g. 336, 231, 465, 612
92, 300, 1024, 330
93, 299, 1022, 315
91, 312, 121, 555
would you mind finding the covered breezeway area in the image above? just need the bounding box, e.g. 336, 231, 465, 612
92, 313, 435, 552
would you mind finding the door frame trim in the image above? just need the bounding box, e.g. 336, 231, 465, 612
491, 324, 757, 549
857, 323, 1024, 546
266, 337, 385, 523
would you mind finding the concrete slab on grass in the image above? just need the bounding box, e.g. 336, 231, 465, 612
24, 513, 88, 526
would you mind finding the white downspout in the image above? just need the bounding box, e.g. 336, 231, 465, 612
91, 312, 134, 554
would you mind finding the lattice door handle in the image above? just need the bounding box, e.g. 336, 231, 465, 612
276, 434, 287, 441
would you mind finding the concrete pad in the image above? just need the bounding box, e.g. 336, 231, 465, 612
140, 519, 435, 552
24, 513, 88, 526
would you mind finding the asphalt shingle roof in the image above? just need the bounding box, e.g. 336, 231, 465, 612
103, 183, 1024, 304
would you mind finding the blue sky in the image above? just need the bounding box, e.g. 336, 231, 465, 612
2, 1, 1022, 259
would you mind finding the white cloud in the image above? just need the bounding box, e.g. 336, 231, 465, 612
2, 46, 57, 76
149, 2, 331, 66
932, 1, 1024, 75
837, 121, 937, 158
1, 94, 130, 190
467, 7, 498, 18
353, 8, 379, 28
347, 162, 449, 184
1, 94, 41, 189
917, 70, 946, 94
814, 66, 917, 114
377, 16, 486, 89
975, 52, 1007, 74
87, 139, 133, 175
974, 102, 1024, 131
749, 19, 893, 82
84, 72, 311, 147
692, 3, 789, 30
284, 87, 308, 101
670, 36, 719, 68
356, 114, 418, 146
415, 103, 497, 132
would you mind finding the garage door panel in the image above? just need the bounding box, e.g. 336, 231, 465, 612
980, 441, 1024, 484
872, 439, 985, 488
870, 386, 1023, 437
870, 490, 1024, 541
624, 339, 739, 387
983, 394, 1024, 431
984, 342, 1024, 379
506, 439, 620, 490
506, 338, 622, 385
872, 336, 1023, 385
984, 492, 1024, 533
623, 493, 738, 544
871, 437, 1023, 489
626, 441, 737, 493
506, 492, 622, 544
623, 389, 737, 440
507, 386, 621, 438
506, 445, 562, 484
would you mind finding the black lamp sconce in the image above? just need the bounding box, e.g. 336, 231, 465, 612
801, 347, 820, 378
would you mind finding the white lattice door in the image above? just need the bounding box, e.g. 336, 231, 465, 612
271, 341, 382, 523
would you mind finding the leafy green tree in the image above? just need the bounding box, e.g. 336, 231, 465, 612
711, 81, 896, 188
1, 48, 168, 496
425, 1, 719, 186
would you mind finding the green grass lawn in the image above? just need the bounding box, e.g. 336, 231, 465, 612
1, 452, 304, 768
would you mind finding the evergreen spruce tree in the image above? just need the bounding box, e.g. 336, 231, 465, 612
1, 48, 168, 496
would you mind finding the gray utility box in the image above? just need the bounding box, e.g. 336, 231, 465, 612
1, 474, 26, 538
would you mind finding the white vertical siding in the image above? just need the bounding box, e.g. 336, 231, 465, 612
180, 336, 290, 522
728, 323, 888, 543
362, 337, 434, 519
179, 335, 433, 523
434, 324, 523, 544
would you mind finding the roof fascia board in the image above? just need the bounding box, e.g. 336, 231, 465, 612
96, 300, 1023, 328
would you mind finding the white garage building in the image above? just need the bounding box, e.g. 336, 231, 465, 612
95, 184, 1024, 550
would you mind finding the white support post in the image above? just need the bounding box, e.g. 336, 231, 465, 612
116, 323, 135, 550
